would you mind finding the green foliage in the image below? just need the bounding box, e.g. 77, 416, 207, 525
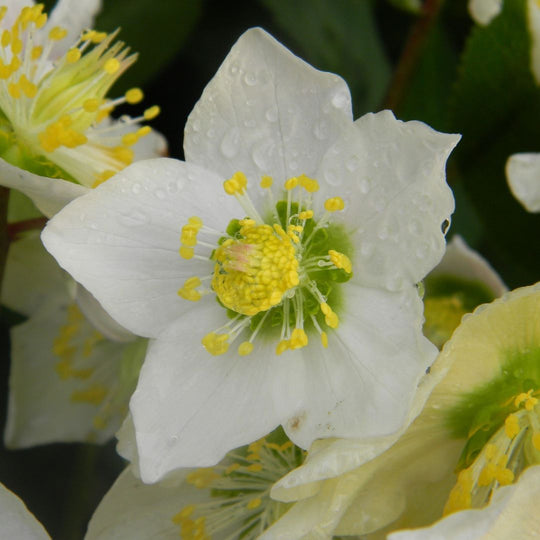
260, 0, 391, 115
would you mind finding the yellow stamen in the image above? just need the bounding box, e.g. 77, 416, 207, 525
238, 341, 254, 356
186, 468, 219, 489
260, 175, 273, 188
125, 87, 144, 104
66, 48, 81, 63
49, 26, 67, 41
324, 196, 345, 212
144, 105, 160, 120
103, 57, 120, 74
201, 332, 229, 356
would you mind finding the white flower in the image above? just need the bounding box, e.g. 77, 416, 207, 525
264, 282, 540, 539
388, 465, 540, 540
43, 27, 459, 482
87, 434, 304, 540
0, 0, 165, 217
468, 0, 503, 25
2, 232, 146, 447
0, 481, 49, 539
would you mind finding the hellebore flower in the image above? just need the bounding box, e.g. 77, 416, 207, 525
0, 481, 50, 539
0, 1, 164, 217
468, 0, 503, 25
263, 282, 540, 539
87, 432, 304, 540
43, 28, 459, 482
2, 232, 146, 447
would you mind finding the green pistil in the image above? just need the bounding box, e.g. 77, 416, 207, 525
446, 347, 540, 470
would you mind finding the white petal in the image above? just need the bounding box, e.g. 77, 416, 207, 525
132, 128, 168, 161
506, 152, 540, 212
430, 235, 507, 297
184, 27, 352, 203
528, 0, 540, 84
0, 482, 50, 540
75, 284, 136, 343
0, 158, 88, 217
317, 110, 458, 291
468, 0, 502, 25
130, 301, 284, 482
4, 300, 127, 447
1, 1, 36, 29
280, 283, 437, 449
1, 232, 68, 316
86, 466, 206, 540
388, 465, 540, 540
42, 158, 238, 338
46, 0, 102, 59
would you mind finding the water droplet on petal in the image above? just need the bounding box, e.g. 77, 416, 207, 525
323, 167, 342, 186
265, 106, 278, 122
243, 71, 257, 86
331, 90, 350, 109
220, 128, 240, 158
252, 138, 277, 170
155, 189, 166, 200
206, 128, 216, 139
118, 210, 149, 227
346, 156, 360, 172
131, 183, 141, 195
313, 120, 329, 140
229, 62, 239, 75
359, 178, 371, 194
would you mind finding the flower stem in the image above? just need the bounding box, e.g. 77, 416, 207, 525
7, 217, 47, 242
0, 187, 10, 288
382, 0, 445, 112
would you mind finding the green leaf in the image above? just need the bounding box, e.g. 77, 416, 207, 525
449, 0, 540, 287
386, 0, 422, 15
260, 0, 391, 115
94, 0, 202, 92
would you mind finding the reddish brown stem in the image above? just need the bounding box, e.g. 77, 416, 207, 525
7, 216, 47, 242
383, 0, 445, 112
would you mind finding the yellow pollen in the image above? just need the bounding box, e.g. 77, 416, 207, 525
83, 98, 100, 113
184, 276, 202, 289
125, 87, 144, 104
321, 331, 328, 348
49, 26, 67, 41
298, 174, 319, 192
1, 30, 10, 47
246, 498, 262, 509
260, 175, 273, 188
179, 247, 194, 260
443, 468, 473, 516
137, 125, 151, 137
504, 413, 520, 439
178, 288, 201, 302
201, 332, 230, 356
289, 328, 308, 349
188, 216, 203, 228
299, 210, 313, 220
122, 132, 139, 146
144, 105, 160, 120
238, 341, 254, 356
172, 505, 196, 524
70, 384, 107, 405
276, 339, 289, 355
66, 47, 81, 63
212, 223, 299, 316
225, 463, 241, 474
11, 38, 22, 55
247, 463, 263, 472
187, 468, 219, 489
92, 170, 116, 188
31, 45, 43, 60
324, 196, 345, 212
103, 57, 120, 74
8, 83, 20, 99
82, 30, 107, 43
533, 432, 540, 450
284, 177, 298, 190
113, 146, 134, 165
328, 249, 352, 273
0, 7, 6, 21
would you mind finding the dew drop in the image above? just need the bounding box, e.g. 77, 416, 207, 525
331, 90, 350, 109
206, 128, 216, 139
346, 156, 360, 172
252, 139, 277, 170
313, 120, 328, 140
323, 167, 342, 186
220, 128, 240, 158
243, 71, 257, 86
360, 242, 374, 257
191, 119, 201, 132
229, 62, 239, 75
243, 119, 256, 128
265, 106, 278, 122
131, 183, 141, 195
359, 178, 371, 194
155, 189, 166, 200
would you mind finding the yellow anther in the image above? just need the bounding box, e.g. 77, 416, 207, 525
137, 125, 151, 137
92, 170, 116, 188
125, 87, 144, 104
247, 463, 263, 472
1, 30, 10, 48
496, 467, 515, 485
113, 146, 134, 165
178, 288, 202, 302
201, 332, 230, 356
70, 384, 107, 405
484, 443, 498, 460
188, 216, 203, 228
49, 26, 67, 41
31, 45, 43, 60
246, 498, 262, 510
324, 196, 345, 212
122, 133, 139, 146
0, 7, 6, 22
443, 468, 473, 516
478, 462, 496, 487
104, 57, 120, 74
172, 505, 195, 524
260, 175, 273, 188
179, 247, 194, 260
238, 341, 254, 356
276, 340, 289, 355
181, 226, 198, 247
19, 75, 37, 98
66, 48, 81, 63
186, 468, 219, 489
298, 174, 319, 193
328, 249, 352, 274
325, 310, 339, 329
35, 13, 47, 29
11, 38, 22, 55
504, 413, 520, 439
223, 178, 238, 195
225, 463, 241, 474
144, 105, 160, 120
289, 328, 308, 349
183, 276, 202, 289
321, 331, 328, 348
83, 98, 100, 113
284, 177, 298, 190
10, 56, 21, 72
320, 303, 331, 315
533, 432, 540, 451
93, 416, 107, 430
298, 210, 313, 220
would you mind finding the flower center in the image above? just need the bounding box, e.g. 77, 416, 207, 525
444, 346, 540, 516
0, 3, 158, 187
171, 434, 304, 540
176, 171, 353, 357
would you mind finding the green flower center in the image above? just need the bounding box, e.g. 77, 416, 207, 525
177, 171, 353, 357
